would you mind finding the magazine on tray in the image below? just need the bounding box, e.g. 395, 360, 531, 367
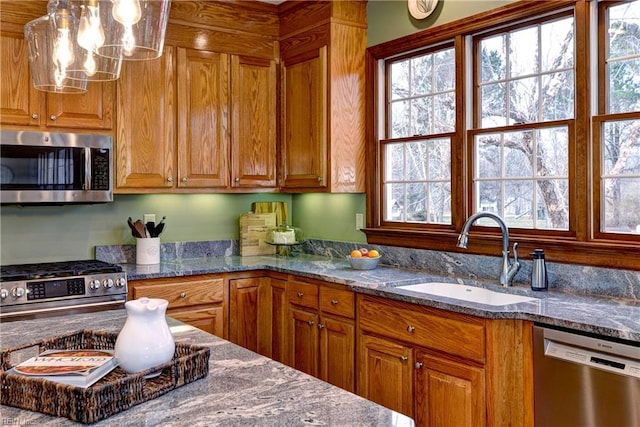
9, 349, 118, 388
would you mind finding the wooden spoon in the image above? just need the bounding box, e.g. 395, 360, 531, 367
134, 220, 147, 238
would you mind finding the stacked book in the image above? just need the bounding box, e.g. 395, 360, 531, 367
9, 349, 118, 388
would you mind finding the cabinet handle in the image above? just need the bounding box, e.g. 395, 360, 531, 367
167, 177, 173, 183
318, 323, 325, 329
307, 320, 314, 326
31, 113, 39, 120
180, 292, 186, 298
406, 325, 415, 333
297, 291, 304, 298
415, 362, 423, 369
49, 115, 57, 121
181, 177, 187, 183
330, 299, 338, 306
400, 356, 408, 362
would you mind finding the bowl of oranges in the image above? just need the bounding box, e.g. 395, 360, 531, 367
347, 248, 381, 270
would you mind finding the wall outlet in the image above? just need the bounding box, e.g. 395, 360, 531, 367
356, 213, 364, 230
143, 214, 156, 224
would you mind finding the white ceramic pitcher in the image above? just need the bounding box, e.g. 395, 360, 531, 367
114, 297, 175, 376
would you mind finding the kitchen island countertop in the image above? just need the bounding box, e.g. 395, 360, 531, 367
0, 310, 415, 427
120, 254, 640, 342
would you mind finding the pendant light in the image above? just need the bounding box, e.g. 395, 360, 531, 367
97, 0, 171, 61
69, 0, 123, 82
24, 1, 88, 93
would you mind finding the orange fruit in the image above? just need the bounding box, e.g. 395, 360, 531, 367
368, 250, 380, 258
350, 249, 363, 258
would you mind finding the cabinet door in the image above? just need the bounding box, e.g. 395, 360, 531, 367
319, 315, 355, 392
281, 46, 327, 189
231, 55, 277, 188
229, 277, 271, 357
270, 278, 288, 364
415, 349, 486, 427
116, 46, 175, 189
177, 48, 230, 188
357, 334, 414, 418
169, 306, 224, 337
289, 307, 319, 377
0, 33, 42, 127
47, 82, 115, 130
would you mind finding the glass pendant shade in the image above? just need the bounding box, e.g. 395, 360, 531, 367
24, 6, 88, 93
68, 0, 123, 81
97, 0, 171, 60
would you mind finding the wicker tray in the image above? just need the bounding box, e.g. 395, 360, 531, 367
0, 329, 210, 424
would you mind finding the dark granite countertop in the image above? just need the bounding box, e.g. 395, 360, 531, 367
121, 254, 640, 342
0, 311, 415, 426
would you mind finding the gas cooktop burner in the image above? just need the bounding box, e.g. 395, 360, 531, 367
0, 260, 123, 282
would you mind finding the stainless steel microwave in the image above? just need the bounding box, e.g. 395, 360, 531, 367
0, 130, 113, 205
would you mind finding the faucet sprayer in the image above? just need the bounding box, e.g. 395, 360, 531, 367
457, 212, 521, 287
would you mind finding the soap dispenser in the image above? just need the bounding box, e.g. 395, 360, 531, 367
530, 249, 548, 291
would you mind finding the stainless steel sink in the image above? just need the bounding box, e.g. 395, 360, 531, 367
396, 282, 539, 306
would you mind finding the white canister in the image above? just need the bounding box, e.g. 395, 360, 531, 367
136, 237, 160, 265
114, 297, 175, 376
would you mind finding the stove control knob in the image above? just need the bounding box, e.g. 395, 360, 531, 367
102, 278, 114, 288
11, 287, 25, 298
115, 277, 127, 288
0, 289, 8, 299
90, 279, 101, 290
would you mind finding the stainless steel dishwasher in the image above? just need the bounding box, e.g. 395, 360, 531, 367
533, 324, 640, 427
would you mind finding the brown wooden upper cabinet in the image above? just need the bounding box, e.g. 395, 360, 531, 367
0, 31, 114, 131
115, 46, 277, 192
279, 1, 367, 193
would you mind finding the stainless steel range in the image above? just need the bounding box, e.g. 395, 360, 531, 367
0, 260, 127, 321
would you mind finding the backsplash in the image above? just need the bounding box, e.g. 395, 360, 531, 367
96, 239, 640, 301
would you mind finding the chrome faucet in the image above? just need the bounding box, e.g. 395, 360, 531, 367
456, 212, 521, 287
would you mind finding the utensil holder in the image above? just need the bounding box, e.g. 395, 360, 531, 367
136, 238, 160, 265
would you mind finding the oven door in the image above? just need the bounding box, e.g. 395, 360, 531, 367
0, 295, 126, 322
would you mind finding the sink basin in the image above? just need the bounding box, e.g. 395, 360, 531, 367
396, 282, 539, 306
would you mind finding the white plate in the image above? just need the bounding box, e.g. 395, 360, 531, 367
408, 0, 438, 20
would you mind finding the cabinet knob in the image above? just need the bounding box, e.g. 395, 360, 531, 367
31, 113, 39, 120
167, 177, 173, 183
415, 362, 423, 369
406, 325, 416, 333
180, 292, 186, 298
330, 299, 338, 305
234, 177, 240, 183
400, 356, 408, 362
297, 291, 304, 298
307, 320, 314, 326
318, 323, 325, 329
49, 115, 57, 121
181, 177, 187, 183
317, 176, 323, 183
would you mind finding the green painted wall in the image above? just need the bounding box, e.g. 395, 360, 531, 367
0, 194, 291, 264
0, 0, 516, 265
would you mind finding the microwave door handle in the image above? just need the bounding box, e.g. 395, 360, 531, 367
84, 147, 90, 190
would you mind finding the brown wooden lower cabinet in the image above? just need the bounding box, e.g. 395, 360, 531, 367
357, 294, 533, 427
128, 274, 226, 338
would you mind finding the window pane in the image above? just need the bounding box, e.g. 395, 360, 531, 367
537, 127, 569, 177
434, 93, 455, 133
504, 180, 534, 227
510, 26, 539, 78
412, 96, 433, 136
406, 183, 428, 222
390, 60, 409, 101
476, 180, 502, 215
603, 120, 640, 175
542, 71, 574, 121
481, 83, 506, 127
504, 131, 533, 177
607, 1, 640, 114
608, 1, 640, 58
411, 54, 433, 95
476, 135, 502, 178
541, 17, 574, 72
434, 49, 455, 91
406, 141, 427, 181
428, 139, 451, 180
509, 76, 539, 124
385, 183, 406, 222
537, 179, 569, 230
480, 34, 506, 83
391, 100, 410, 138
386, 143, 404, 180
602, 178, 640, 234
608, 58, 640, 113
428, 182, 452, 224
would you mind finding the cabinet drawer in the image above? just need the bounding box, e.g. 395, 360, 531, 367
320, 286, 354, 319
132, 278, 224, 309
287, 280, 318, 309
358, 296, 485, 363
